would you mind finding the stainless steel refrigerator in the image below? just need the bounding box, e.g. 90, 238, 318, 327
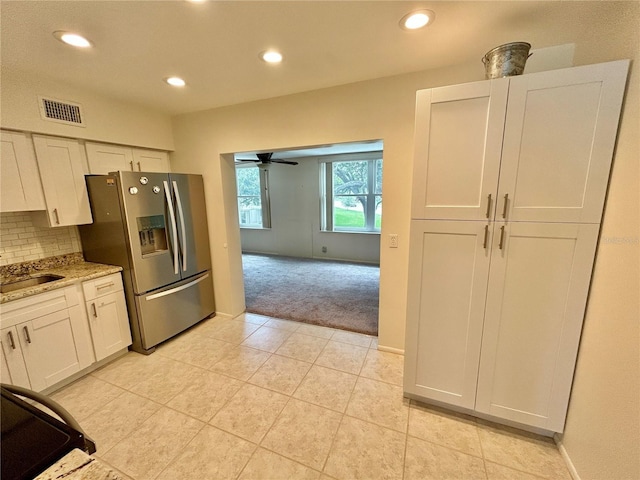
79, 171, 215, 354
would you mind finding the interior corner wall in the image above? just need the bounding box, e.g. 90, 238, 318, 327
239, 159, 381, 264
0, 68, 174, 150
559, 3, 640, 480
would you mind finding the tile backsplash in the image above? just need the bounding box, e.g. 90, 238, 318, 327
0, 212, 82, 266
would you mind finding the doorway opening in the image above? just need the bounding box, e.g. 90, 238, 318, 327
234, 140, 383, 336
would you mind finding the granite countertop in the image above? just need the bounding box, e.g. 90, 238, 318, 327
35, 449, 124, 480
0, 253, 122, 304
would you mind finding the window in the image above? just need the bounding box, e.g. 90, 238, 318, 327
321, 152, 383, 232
236, 164, 271, 228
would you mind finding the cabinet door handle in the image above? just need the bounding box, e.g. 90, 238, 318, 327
502, 193, 509, 219
499, 225, 506, 250
96, 282, 114, 290
129, 160, 134, 171
485, 194, 492, 219
23, 326, 32, 344
7, 331, 16, 350
137, 161, 141, 172
91, 302, 98, 318
483, 225, 489, 249
53, 208, 60, 225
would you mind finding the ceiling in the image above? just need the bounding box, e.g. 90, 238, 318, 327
0, 1, 611, 116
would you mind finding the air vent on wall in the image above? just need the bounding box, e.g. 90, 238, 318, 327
38, 96, 86, 127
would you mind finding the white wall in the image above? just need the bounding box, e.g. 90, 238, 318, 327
557, 3, 639, 480
0, 68, 174, 150
239, 158, 381, 264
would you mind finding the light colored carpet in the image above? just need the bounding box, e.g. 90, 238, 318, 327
242, 253, 379, 336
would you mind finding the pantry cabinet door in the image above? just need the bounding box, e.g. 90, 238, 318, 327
86, 142, 134, 174
404, 220, 493, 409
497, 60, 629, 223
475, 222, 599, 432
411, 79, 508, 221
0, 131, 46, 212
32, 135, 93, 226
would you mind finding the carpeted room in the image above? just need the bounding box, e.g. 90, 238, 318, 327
236, 142, 383, 336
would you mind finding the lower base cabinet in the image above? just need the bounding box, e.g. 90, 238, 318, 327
404, 220, 599, 432
82, 274, 132, 361
0, 273, 132, 393
1, 326, 31, 388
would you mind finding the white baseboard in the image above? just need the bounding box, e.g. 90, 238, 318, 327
377, 345, 404, 355
554, 434, 581, 480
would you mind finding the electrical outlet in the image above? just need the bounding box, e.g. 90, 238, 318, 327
389, 234, 399, 248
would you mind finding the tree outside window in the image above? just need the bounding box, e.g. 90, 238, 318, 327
322, 153, 382, 232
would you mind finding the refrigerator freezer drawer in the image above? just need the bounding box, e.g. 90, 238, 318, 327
135, 271, 215, 350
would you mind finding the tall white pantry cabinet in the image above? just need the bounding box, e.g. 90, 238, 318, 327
404, 60, 629, 433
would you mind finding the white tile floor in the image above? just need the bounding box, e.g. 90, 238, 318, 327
49, 313, 572, 480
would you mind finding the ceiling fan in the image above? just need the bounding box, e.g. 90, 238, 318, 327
236, 152, 298, 166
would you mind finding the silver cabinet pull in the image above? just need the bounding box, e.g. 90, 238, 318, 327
486, 194, 492, 219
502, 193, 509, 219
499, 225, 506, 250
130, 160, 134, 171
91, 302, 98, 317
483, 225, 489, 249
137, 161, 141, 172
23, 326, 31, 344
53, 208, 60, 225
8, 331, 16, 350
96, 282, 114, 290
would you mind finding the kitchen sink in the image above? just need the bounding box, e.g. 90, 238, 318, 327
0, 275, 65, 294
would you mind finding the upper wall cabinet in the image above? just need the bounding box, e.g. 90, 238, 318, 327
32, 135, 93, 227
0, 131, 46, 212
86, 142, 170, 174
411, 60, 629, 224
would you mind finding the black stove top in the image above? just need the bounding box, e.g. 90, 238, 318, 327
1, 387, 90, 480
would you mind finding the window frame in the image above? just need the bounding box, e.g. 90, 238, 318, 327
320, 151, 383, 233
236, 163, 272, 229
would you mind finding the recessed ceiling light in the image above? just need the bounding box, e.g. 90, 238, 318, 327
53, 31, 92, 48
400, 10, 435, 30
260, 50, 283, 64
165, 77, 186, 87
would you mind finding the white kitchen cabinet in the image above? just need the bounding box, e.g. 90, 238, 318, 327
82, 273, 132, 361
0, 130, 46, 212
86, 141, 170, 174
405, 60, 629, 433
1, 326, 31, 388
85, 142, 135, 174
0, 286, 94, 392
132, 148, 170, 172
475, 222, 599, 431
411, 60, 629, 224
32, 135, 93, 227
404, 220, 492, 409
411, 80, 507, 221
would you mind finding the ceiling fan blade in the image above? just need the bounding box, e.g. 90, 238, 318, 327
272, 160, 299, 165
236, 158, 261, 162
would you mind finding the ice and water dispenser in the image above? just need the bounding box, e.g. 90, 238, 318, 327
136, 215, 168, 256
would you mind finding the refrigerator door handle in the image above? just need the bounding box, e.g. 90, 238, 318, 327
163, 180, 179, 275
145, 273, 210, 301
172, 180, 187, 272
